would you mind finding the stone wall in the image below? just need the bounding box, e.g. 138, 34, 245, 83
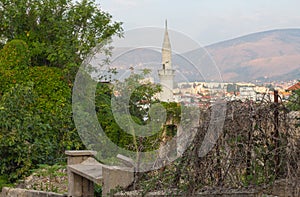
1, 187, 67, 197
114, 188, 296, 197
114, 190, 262, 197
114, 180, 299, 197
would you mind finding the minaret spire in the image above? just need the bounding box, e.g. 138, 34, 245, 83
162, 19, 171, 69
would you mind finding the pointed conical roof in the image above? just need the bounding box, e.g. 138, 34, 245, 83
162, 20, 172, 69
162, 20, 171, 51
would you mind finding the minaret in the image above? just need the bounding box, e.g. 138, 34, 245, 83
158, 20, 175, 102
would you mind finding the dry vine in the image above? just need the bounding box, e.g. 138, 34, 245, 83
135, 100, 300, 196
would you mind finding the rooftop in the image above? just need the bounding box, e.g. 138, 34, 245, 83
287, 82, 300, 91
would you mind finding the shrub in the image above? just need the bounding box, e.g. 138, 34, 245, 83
0, 39, 30, 69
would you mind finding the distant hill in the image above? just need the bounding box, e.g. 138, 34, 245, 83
108, 29, 300, 82
204, 29, 300, 82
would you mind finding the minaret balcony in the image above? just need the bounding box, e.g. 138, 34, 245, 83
158, 69, 175, 76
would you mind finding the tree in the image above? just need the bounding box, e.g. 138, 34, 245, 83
0, 64, 84, 181
0, 84, 49, 181
0, 0, 122, 70
227, 83, 237, 93
0, 39, 30, 96
0, 0, 122, 181
95, 70, 163, 153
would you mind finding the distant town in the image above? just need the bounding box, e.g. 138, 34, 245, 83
171, 80, 298, 107
154, 21, 299, 107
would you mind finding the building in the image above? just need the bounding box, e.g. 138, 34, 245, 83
158, 20, 175, 102
287, 81, 300, 92
239, 86, 256, 101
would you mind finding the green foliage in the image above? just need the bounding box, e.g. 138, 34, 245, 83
161, 102, 181, 124
0, 0, 122, 69
95, 70, 163, 154
287, 88, 300, 129
0, 175, 14, 191
0, 52, 83, 180
94, 184, 102, 197
0, 79, 82, 181
0, 39, 31, 96
0, 84, 50, 181
0, 39, 30, 69
92, 70, 183, 168
287, 89, 300, 111
113, 71, 162, 124
0, 0, 122, 184
226, 83, 238, 93
31, 164, 66, 178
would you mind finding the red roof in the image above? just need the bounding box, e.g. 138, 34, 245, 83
287, 82, 300, 91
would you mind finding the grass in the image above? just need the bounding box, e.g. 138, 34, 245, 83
0, 175, 14, 191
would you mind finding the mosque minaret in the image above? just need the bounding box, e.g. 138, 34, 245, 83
158, 20, 175, 102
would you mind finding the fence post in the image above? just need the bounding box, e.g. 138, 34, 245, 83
274, 90, 279, 176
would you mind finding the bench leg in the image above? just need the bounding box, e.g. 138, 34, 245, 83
82, 177, 94, 197
65, 151, 97, 197
68, 171, 94, 197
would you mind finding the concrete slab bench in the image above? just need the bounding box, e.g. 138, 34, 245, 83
65, 151, 134, 197
68, 157, 103, 185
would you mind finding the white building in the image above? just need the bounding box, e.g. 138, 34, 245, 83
239, 86, 256, 101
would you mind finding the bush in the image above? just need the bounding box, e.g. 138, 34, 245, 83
0, 84, 48, 181
0, 39, 30, 69
0, 39, 84, 181
0, 39, 30, 96
0, 175, 14, 191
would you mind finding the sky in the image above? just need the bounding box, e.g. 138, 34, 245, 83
97, 0, 300, 46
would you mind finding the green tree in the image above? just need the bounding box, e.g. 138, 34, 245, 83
0, 84, 50, 181
227, 83, 237, 93
94, 70, 165, 159
0, 39, 30, 69
0, 65, 83, 181
0, 39, 30, 97
0, 0, 122, 70
0, 0, 122, 181
0, 40, 83, 181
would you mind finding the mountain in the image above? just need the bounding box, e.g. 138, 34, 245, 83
108, 29, 300, 82
204, 29, 300, 82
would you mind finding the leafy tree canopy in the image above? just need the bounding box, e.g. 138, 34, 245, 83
0, 63, 83, 181
0, 0, 122, 70
95, 70, 162, 153
0, 0, 123, 182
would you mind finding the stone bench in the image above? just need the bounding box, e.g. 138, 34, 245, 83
65, 151, 134, 197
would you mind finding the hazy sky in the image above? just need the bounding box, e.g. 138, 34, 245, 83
97, 0, 300, 46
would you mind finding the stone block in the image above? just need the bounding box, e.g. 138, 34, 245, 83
102, 166, 134, 197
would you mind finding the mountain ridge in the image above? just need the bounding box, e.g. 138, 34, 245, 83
109, 28, 300, 82
205, 28, 300, 49
202, 28, 300, 82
